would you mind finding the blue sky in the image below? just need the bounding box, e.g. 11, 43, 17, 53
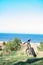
0, 0, 43, 34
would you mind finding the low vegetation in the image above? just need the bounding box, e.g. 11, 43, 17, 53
0, 52, 43, 65
3, 38, 21, 54
38, 40, 43, 51
0, 38, 43, 65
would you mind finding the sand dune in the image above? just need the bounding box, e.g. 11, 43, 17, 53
19, 43, 43, 57
0, 42, 43, 57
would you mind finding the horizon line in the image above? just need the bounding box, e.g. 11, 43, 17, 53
0, 32, 43, 35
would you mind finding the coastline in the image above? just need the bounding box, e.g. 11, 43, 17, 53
0, 41, 40, 46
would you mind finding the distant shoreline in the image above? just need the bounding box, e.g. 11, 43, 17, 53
0, 41, 40, 45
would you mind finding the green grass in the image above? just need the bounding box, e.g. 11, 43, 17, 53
0, 51, 43, 65
37, 46, 43, 51
38, 42, 43, 51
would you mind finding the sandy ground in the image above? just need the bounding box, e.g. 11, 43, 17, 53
19, 43, 43, 57
0, 42, 43, 57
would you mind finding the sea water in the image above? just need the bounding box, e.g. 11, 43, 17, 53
0, 33, 43, 43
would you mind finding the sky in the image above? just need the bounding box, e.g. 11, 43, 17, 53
0, 0, 43, 34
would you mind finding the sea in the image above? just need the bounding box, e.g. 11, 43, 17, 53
0, 33, 43, 43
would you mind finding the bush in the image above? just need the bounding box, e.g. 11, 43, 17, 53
13, 38, 21, 51
40, 41, 43, 51
3, 42, 6, 45
5, 41, 13, 52
4, 38, 22, 52
0, 46, 2, 50
38, 40, 43, 51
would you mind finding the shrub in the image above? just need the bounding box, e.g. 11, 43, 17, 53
4, 38, 22, 52
0, 46, 2, 50
40, 41, 43, 51
38, 40, 43, 51
13, 38, 21, 51
3, 42, 6, 45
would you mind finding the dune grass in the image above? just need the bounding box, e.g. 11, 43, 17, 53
0, 51, 43, 65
